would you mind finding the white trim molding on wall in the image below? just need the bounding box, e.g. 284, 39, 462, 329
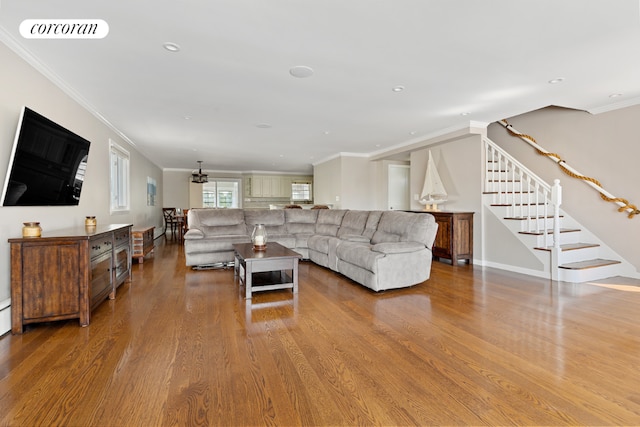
0, 298, 11, 336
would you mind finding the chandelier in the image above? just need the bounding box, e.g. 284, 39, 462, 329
191, 161, 208, 183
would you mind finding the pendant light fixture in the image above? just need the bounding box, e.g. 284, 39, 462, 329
191, 161, 208, 183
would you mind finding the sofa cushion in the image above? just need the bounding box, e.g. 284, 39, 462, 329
340, 234, 370, 243
202, 223, 246, 236
372, 241, 425, 254
266, 234, 296, 249
294, 234, 314, 249
315, 209, 347, 236
285, 208, 318, 223
191, 208, 247, 237
184, 229, 204, 239
307, 234, 331, 253
244, 209, 287, 235
371, 211, 435, 246
336, 242, 384, 273
363, 211, 383, 239
285, 209, 318, 234
184, 234, 251, 253
337, 210, 370, 238
198, 208, 245, 227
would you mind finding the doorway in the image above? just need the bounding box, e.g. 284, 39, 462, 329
387, 164, 410, 210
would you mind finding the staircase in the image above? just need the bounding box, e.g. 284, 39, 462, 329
483, 136, 626, 283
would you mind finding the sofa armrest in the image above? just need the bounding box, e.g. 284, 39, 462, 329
371, 241, 425, 254
184, 229, 204, 240
341, 234, 370, 243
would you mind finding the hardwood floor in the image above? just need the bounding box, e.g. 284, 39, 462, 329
1, 237, 639, 426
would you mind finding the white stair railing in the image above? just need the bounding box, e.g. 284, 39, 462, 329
483, 136, 561, 250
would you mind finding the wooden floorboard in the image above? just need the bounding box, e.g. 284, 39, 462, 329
0, 237, 639, 426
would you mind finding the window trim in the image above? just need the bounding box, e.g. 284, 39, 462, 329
109, 139, 130, 213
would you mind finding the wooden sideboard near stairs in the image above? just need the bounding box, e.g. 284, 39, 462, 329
408, 211, 474, 265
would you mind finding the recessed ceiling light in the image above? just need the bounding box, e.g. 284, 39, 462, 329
289, 65, 314, 78
323, 130, 331, 135
548, 77, 564, 84
184, 115, 192, 120
163, 42, 181, 52
256, 123, 272, 129
609, 93, 623, 98
410, 131, 417, 135
392, 85, 405, 92
460, 112, 471, 116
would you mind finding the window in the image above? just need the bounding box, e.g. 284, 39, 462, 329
291, 182, 312, 201
110, 140, 130, 212
202, 180, 240, 208
218, 190, 233, 207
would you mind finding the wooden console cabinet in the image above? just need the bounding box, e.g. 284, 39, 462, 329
9, 224, 132, 334
132, 226, 155, 263
408, 211, 474, 265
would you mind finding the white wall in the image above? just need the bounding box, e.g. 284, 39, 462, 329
313, 156, 342, 208
0, 42, 163, 303
163, 170, 193, 209
314, 154, 386, 210
340, 156, 377, 210
488, 106, 640, 274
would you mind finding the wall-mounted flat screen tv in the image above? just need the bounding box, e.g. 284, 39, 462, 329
1, 106, 91, 206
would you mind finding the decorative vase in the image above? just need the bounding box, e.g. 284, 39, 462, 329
85, 216, 97, 227
251, 224, 267, 251
22, 222, 42, 238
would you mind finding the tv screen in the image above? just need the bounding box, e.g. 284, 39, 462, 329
1, 107, 91, 206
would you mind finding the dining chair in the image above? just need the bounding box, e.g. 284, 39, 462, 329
162, 207, 179, 237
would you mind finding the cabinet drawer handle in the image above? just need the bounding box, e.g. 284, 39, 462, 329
92, 245, 101, 251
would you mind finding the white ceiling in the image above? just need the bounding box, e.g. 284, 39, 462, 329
1, 1, 640, 174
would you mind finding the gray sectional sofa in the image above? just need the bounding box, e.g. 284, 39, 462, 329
184, 208, 438, 292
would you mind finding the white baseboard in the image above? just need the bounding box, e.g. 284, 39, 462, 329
0, 299, 11, 336
476, 260, 551, 281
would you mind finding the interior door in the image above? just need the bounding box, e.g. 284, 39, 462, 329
388, 164, 410, 210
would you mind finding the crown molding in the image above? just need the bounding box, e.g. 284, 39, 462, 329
587, 96, 640, 115
0, 26, 137, 149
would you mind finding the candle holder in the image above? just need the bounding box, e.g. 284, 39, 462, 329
251, 224, 267, 251
22, 222, 42, 238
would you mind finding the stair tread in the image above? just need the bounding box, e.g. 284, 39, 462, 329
559, 258, 621, 270
534, 242, 600, 252
503, 215, 562, 220
483, 191, 534, 194
519, 228, 581, 235
491, 203, 547, 207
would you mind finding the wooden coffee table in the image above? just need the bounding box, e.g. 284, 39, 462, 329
233, 242, 302, 299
